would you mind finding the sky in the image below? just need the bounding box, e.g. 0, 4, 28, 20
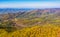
0, 0, 60, 8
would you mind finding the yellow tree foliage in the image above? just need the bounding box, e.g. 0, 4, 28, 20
0, 24, 60, 37
11, 24, 60, 37
0, 29, 8, 37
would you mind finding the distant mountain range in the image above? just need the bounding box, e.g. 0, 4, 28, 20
0, 8, 60, 28
0, 8, 60, 14
0, 8, 60, 20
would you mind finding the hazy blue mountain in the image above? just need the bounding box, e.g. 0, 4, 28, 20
0, 8, 60, 19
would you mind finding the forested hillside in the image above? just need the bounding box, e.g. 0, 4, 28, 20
0, 8, 60, 37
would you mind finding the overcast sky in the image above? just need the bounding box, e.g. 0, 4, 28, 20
0, 0, 60, 8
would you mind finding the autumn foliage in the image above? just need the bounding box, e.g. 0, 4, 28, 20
0, 24, 60, 37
